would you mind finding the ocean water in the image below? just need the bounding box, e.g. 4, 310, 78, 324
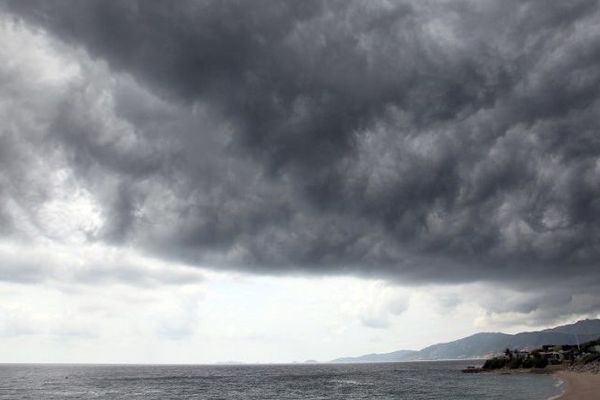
0, 361, 562, 400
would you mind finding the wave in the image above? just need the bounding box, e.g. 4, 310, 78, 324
546, 376, 565, 400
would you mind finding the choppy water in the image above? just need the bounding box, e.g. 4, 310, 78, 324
0, 361, 562, 399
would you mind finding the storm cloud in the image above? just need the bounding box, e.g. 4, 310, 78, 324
1, 0, 600, 300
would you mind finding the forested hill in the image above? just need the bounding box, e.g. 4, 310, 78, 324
333, 319, 600, 363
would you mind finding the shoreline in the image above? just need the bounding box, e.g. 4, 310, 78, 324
476, 365, 598, 399
554, 370, 600, 400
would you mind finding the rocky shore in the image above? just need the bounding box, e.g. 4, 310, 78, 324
567, 360, 600, 374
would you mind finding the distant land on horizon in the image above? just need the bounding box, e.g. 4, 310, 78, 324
332, 319, 600, 363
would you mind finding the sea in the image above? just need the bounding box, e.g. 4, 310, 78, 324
0, 361, 563, 400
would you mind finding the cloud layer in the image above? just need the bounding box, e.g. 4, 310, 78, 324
1, 0, 600, 312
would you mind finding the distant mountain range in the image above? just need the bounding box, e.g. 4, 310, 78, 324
333, 319, 600, 363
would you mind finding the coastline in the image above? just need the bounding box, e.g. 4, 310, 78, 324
554, 371, 600, 400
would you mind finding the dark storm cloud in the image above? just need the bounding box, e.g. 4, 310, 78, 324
2, 0, 600, 297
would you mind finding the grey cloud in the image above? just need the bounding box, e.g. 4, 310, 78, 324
0, 313, 40, 337
359, 296, 409, 330
70, 261, 204, 287
2, 0, 600, 318
484, 291, 600, 328
360, 315, 392, 330
0, 241, 204, 287
0, 309, 98, 339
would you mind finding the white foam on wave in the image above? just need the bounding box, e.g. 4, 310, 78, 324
329, 379, 373, 386
546, 376, 565, 400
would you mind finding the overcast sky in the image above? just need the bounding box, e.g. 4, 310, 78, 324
1, 0, 600, 363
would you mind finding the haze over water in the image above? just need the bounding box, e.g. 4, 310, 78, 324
0, 362, 561, 400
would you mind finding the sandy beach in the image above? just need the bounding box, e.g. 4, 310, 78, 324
555, 371, 600, 400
